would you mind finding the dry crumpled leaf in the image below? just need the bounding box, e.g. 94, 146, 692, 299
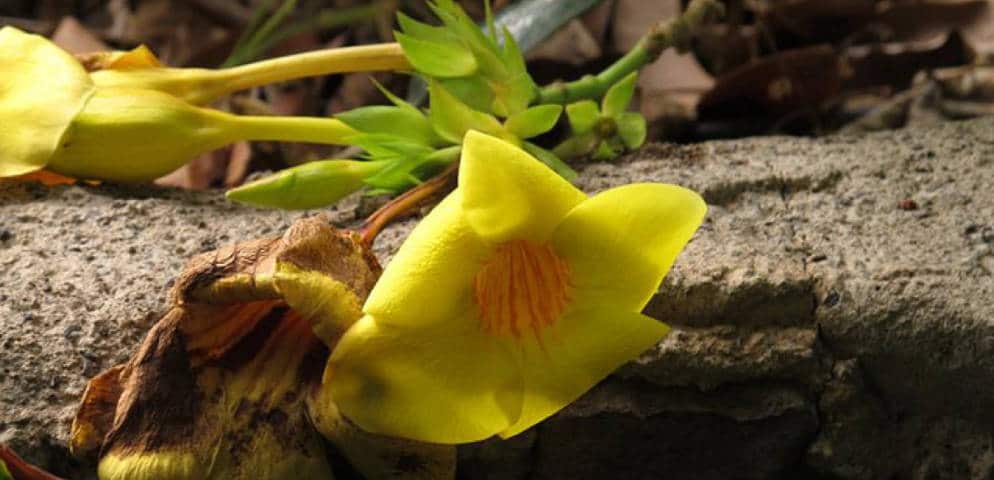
51, 17, 108, 55
71, 216, 454, 479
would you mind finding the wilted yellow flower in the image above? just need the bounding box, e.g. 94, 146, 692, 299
72, 217, 455, 479
326, 131, 707, 443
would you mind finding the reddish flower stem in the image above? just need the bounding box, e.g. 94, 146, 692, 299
0, 444, 63, 480
359, 162, 459, 248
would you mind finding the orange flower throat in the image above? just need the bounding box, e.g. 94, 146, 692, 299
473, 240, 570, 338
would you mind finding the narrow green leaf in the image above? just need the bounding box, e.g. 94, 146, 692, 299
350, 133, 435, 160
504, 104, 562, 139
397, 11, 453, 44
484, 0, 498, 43
0, 458, 12, 480
336, 105, 437, 147
490, 26, 537, 116
602, 71, 638, 117
430, 0, 493, 53
226, 160, 383, 210
494, 0, 604, 52
440, 76, 494, 113
395, 31, 477, 78
429, 80, 504, 144
566, 100, 600, 135
524, 141, 577, 181
616, 111, 647, 149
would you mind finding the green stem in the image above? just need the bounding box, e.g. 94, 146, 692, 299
225, 114, 358, 145
197, 43, 411, 104
423, 146, 462, 167
534, 0, 723, 105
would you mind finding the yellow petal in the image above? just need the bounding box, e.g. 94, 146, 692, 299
552, 183, 707, 312
98, 451, 205, 480
0, 27, 95, 177
499, 307, 670, 438
273, 262, 364, 346
363, 191, 493, 327
328, 314, 522, 444
459, 131, 585, 243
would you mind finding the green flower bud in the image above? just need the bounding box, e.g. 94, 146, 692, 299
226, 160, 387, 210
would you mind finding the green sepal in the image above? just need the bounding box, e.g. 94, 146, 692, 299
504, 105, 562, 139
616, 111, 647, 149
523, 141, 577, 181
429, 80, 504, 144
602, 71, 638, 118
565, 100, 600, 135
225, 160, 384, 210
395, 31, 477, 78
336, 105, 437, 147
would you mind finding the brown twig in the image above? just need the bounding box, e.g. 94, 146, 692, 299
0, 444, 63, 480
359, 162, 459, 248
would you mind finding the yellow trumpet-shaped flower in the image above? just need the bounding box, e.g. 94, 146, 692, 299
0, 27, 358, 182
326, 131, 707, 443
0, 26, 95, 177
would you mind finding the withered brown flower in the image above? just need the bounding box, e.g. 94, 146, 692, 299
71, 216, 454, 479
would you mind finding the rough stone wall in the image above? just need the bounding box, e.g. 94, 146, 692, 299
1, 119, 992, 479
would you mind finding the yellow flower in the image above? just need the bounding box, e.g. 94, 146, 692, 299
0, 26, 94, 177
326, 131, 707, 443
0, 27, 360, 182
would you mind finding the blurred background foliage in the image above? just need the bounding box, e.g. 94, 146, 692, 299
2, 0, 990, 190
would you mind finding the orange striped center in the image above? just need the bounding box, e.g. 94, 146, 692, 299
473, 240, 570, 338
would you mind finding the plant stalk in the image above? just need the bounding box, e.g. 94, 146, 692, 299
534, 0, 723, 105
189, 43, 410, 104
359, 161, 459, 247
225, 114, 358, 145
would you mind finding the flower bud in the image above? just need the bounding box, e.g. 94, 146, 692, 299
226, 160, 387, 210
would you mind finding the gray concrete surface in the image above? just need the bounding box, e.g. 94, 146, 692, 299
1, 118, 992, 479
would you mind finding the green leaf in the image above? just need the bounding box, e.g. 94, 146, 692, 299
226, 160, 384, 210
429, 80, 504, 144
351, 133, 435, 160
494, 0, 604, 52
401, 0, 604, 107
430, 0, 494, 55
565, 100, 600, 134
397, 11, 454, 44
593, 139, 619, 160
395, 31, 477, 78
336, 105, 437, 147
0, 458, 12, 480
504, 104, 562, 139
616, 111, 647, 149
490, 26, 537, 116
523, 141, 577, 181
602, 71, 638, 118
440, 76, 494, 113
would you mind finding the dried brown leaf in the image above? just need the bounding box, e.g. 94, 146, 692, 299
51, 17, 108, 54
